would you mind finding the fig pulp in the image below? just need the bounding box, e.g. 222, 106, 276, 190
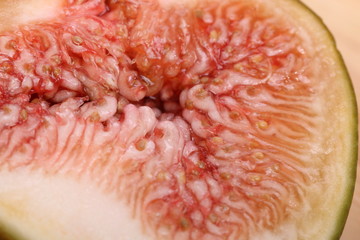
0, 0, 357, 240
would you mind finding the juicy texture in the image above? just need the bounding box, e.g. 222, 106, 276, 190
0, 0, 356, 240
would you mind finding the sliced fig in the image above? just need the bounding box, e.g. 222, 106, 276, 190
0, 0, 357, 240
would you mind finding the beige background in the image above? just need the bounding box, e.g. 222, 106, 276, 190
301, 0, 360, 239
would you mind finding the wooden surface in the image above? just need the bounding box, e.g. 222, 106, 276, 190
300, 0, 360, 239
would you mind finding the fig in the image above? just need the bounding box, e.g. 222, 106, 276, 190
0, 0, 357, 239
